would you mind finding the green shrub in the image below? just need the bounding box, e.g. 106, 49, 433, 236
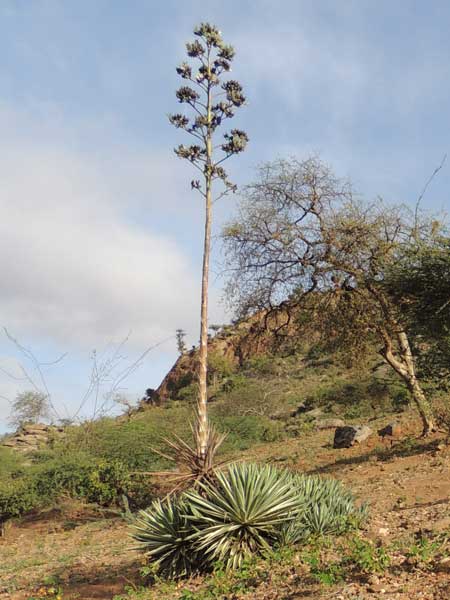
0, 454, 132, 525
301, 547, 344, 585
302, 377, 409, 419
0, 449, 57, 524
214, 416, 283, 451
177, 382, 198, 403
61, 409, 192, 471
243, 355, 279, 376
0, 447, 27, 478
33, 456, 130, 506
343, 536, 391, 574
208, 351, 236, 380
0, 476, 43, 523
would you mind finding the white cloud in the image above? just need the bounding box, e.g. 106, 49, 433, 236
0, 104, 212, 351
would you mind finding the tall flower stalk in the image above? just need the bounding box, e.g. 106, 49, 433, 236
169, 23, 248, 461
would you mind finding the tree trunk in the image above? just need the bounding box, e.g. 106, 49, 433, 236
406, 378, 435, 435
197, 76, 213, 459
379, 328, 435, 435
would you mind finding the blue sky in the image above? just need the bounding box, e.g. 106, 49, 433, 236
0, 0, 449, 431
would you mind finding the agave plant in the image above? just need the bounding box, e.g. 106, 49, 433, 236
279, 475, 368, 544
184, 462, 303, 569
131, 497, 198, 578
131, 465, 368, 578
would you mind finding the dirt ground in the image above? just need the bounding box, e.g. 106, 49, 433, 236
2, 413, 450, 600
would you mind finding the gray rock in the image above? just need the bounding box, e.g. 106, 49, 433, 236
333, 425, 372, 448
303, 407, 323, 419
353, 425, 372, 444
316, 418, 345, 430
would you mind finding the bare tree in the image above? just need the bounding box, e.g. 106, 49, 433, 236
223, 156, 439, 435
0, 330, 174, 425
169, 23, 248, 461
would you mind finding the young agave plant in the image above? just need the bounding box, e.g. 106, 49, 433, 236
132, 497, 198, 578
184, 462, 303, 570
279, 475, 368, 544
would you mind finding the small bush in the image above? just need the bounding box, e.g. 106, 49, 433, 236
33, 456, 130, 506
61, 409, 192, 471
208, 351, 236, 380
302, 377, 408, 419
0, 447, 27, 478
0, 454, 132, 525
343, 536, 391, 574
214, 416, 284, 451
0, 476, 42, 523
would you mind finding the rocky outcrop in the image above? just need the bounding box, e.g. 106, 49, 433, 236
2, 423, 64, 453
141, 313, 286, 407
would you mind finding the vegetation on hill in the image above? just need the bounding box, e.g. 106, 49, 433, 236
0, 331, 410, 530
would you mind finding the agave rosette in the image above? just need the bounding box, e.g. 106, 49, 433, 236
184, 462, 303, 569
132, 497, 198, 578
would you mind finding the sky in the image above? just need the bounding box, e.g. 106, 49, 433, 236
0, 0, 449, 431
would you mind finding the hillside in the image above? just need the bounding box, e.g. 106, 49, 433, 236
1, 320, 449, 599
2, 415, 450, 599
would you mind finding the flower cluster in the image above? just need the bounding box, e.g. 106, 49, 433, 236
174, 144, 206, 162
194, 22, 223, 47
213, 101, 234, 119
168, 114, 189, 129
222, 129, 249, 155
218, 44, 235, 61
170, 23, 248, 195
176, 86, 199, 104
186, 40, 204, 57
176, 62, 192, 79
223, 80, 246, 107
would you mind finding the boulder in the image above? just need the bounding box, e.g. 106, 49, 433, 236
316, 418, 345, 430
333, 425, 373, 449
2, 423, 64, 454
378, 422, 401, 438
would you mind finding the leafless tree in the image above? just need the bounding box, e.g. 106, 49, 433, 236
223, 156, 440, 435
0, 330, 174, 425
